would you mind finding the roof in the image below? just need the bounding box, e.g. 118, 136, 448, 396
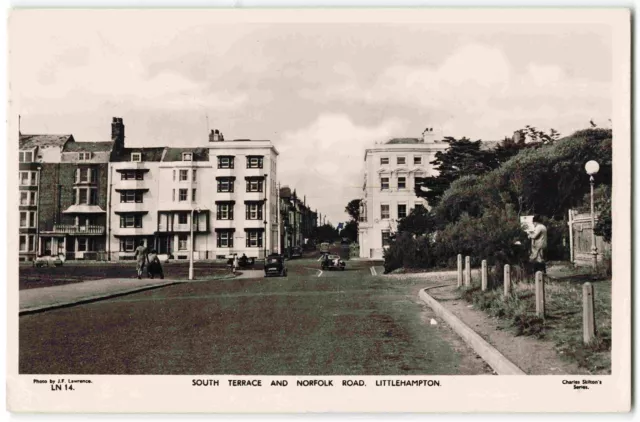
110, 147, 166, 162
19, 134, 73, 149
386, 138, 423, 144
162, 147, 209, 162
63, 141, 113, 153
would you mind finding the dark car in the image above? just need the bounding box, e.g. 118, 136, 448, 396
321, 254, 346, 271
290, 246, 303, 259
264, 254, 287, 277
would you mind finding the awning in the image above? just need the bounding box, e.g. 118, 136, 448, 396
62, 205, 106, 214
114, 210, 149, 215
215, 176, 236, 180
215, 200, 236, 205
115, 188, 149, 193
244, 227, 265, 232
245, 176, 265, 180
244, 199, 265, 204
214, 228, 236, 233
113, 233, 153, 237
115, 168, 150, 173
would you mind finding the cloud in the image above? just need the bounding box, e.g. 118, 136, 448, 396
276, 113, 407, 224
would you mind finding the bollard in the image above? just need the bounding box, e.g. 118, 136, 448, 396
535, 271, 545, 318
583, 282, 595, 344
464, 256, 471, 286
503, 264, 511, 299
481, 260, 488, 291
457, 254, 463, 287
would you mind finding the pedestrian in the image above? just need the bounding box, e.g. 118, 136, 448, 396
134, 241, 148, 279
147, 249, 164, 279
527, 215, 548, 274
232, 253, 239, 274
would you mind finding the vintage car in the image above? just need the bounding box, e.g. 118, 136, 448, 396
33, 254, 65, 267
290, 246, 303, 259
319, 242, 331, 253
321, 254, 346, 271
264, 254, 288, 277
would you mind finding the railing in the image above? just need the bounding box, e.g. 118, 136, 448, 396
53, 225, 105, 235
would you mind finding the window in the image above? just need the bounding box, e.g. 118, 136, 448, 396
20, 211, 36, 228
178, 234, 188, 250
380, 157, 389, 165
246, 203, 263, 220
380, 204, 390, 220
77, 238, 88, 252
217, 178, 234, 192
120, 170, 144, 180
192, 169, 197, 182
178, 212, 188, 225
76, 168, 97, 183
119, 238, 136, 252
397, 156, 406, 165
246, 179, 263, 192
216, 203, 234, 220
172, 189, 175, 202
179, 169, 188, 181
131, 153, 142, 162
382, 230, 391, 247
398, 176, 406, 190
120, 191, 143, 203
19, 235, 35, 252
78, 152, 92, 161
20, 191, 37, 206
19, 171, 37, 186
120, 214, 143, 228
179, 189, 188, 202
192, 189, 196, 201
380, 177, 389, 190
217, 231, 234, 248
182, 152, 192, 161
246, 231, 263, 248
19, 151, 34, 163
218, 156, 234, 169
414, 156, 422, 165
76, 188, 97, 205
247, 156, 264, 169
398, 204, 407, 219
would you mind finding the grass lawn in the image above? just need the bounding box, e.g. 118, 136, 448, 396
19, 261, 229, 290
460, 275, 611, 374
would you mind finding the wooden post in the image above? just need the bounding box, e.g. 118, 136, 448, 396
481, 260, 488, 291
535, 271, 545, 318
583, 282, 595, 344
464, 256, 471, 286
503, 264, 511, 299
457, 254, 463, 287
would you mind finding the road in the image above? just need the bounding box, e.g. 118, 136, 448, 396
19, 254, 491, 375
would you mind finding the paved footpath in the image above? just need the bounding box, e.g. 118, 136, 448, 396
19, 271, 255, 314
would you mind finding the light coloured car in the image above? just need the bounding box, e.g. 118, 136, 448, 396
33, 254, 65, 267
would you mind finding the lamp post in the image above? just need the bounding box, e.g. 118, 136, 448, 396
585, 160, 600, 271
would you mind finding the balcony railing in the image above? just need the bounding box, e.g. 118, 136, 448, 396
53, 225, 105, 235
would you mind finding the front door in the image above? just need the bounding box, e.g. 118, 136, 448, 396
158, 235, 171, 254
43, 238, 52, 256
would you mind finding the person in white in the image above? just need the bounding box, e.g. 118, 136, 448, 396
527, 215, 548, 274
232, 254, 239, 274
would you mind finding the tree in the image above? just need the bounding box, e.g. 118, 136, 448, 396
316, 224, 339, 243
414, 137, 499, 206
339, 220, 358, 242
345, 199, 361, 222
397, 205, 435, 237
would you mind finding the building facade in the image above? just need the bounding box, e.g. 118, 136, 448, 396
358, 128, 448, 259
279, 186, 318, 255
106, 122, 280, 261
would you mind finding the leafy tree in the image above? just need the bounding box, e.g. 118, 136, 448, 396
345, 199, 361, 222
315, 224, 339, 243
397, 204, 436, 236
414, 137, 500, 206
339, 220, 358, 242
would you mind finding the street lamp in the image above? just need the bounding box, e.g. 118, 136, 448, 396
585, 160, 600, 270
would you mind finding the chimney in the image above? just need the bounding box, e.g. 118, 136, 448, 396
112, 117, 125, 148
209, 129, 224, 142
422, 127, 435, 143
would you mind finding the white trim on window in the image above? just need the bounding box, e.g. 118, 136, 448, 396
131, 152, 142, 162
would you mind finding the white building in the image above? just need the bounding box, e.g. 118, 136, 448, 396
107, 121, 279, 261
358, 128, 448, 259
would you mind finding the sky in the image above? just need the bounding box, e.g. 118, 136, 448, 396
10, 11, 613, 225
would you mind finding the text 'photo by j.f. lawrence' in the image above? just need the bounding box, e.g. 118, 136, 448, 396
6, 7, 631, 413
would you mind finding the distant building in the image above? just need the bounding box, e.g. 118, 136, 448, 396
358, 127, 448, 259
279, 187, 318, 255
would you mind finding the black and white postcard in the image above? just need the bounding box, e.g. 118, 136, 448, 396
6, 7, 631, 413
